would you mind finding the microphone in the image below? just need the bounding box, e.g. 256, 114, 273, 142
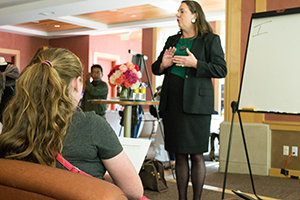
128, 49, 148, 60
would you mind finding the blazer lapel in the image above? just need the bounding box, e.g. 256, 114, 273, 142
170, 33, 182, 47
190, 36, 205, 60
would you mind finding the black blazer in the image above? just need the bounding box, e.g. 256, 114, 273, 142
152, 32, 227, 115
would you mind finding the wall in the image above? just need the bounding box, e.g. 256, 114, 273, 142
271, 130, 300, 170
0, 31, 142, 74
240, 0, 255, 78
142, 28, 155, 103
49, 35, 90, 74
0, 31, 143, 113
219, 122, 271, 175
0, 31, 48, 71
0, 32, 90, 73
89, 34, 142, 101
89, 34, 141, 67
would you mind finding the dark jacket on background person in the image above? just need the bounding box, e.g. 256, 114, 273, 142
80, 79, 108, 115
0, 63, 19, 122
152, 32, 227, 115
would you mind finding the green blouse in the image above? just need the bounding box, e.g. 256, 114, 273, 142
171, 37, 194, 78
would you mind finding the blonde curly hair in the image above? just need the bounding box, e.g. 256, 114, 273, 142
0, 48, 83, 167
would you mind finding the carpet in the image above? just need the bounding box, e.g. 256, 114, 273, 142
205, 172, 300, 200
143, 178, 237, 200
143, 172, 300, 200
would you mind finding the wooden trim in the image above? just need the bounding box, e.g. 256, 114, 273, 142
214, 79, 220, 113
151, 28, 160, 93
93, 52, 120, 67
264, 120, 300, 131
91, 99, 159, 106
256, 0, 267, 13
0, 48, 20, 69
224, 0, 241, 122
214, 21, 224, 114
214, 20, 223, 36
269, 167, 300, 178
152, 28, 159, 64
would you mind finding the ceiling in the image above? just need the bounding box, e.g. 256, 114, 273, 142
0, 0, 225, 40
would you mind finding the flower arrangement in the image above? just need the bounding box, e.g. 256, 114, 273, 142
108, 62, 142, 89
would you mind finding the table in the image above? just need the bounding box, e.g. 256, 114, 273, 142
91, 99, 159, 137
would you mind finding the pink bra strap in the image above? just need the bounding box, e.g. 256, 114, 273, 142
55, 152, 92, 177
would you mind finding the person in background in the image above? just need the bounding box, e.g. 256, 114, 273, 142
81, 64, 108, 118
0, 57, 19, 122
152, 1, 227, 199
0, 48, 144, 200
131, 105, 144, 138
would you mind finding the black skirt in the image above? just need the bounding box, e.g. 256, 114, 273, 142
162, 74, 211, 154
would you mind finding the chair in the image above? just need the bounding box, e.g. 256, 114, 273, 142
0, 158, 127, 200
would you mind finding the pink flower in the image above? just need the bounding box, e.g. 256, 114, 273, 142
114, 78, 122, 86
108, 62, 142, 89
119, 64, 128, 73
132, 69, 142, 79
118, 74, 127, 84
126, 71, 138, 83
124, 80, 132, 88
127, 62, 135, 71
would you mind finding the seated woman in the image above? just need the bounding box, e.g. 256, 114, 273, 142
0, 47, 143, 200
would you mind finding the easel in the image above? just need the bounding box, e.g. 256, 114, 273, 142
129, 50, 175, 178
221, 101, 261, 200
221, 6, 300, 200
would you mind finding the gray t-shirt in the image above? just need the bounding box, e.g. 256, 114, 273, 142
56, 111, 123, 179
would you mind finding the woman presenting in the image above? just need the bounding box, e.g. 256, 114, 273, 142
152, 1, 227, 199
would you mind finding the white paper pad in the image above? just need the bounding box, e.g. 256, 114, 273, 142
118, 137, 151, 173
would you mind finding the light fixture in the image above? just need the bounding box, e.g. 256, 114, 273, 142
54, 25, 60, 28
120, 32, 130, 41
38, 12, 55, 16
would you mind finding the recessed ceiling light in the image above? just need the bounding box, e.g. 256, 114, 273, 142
38, 12, 55, 16
39, 12, 48, 16
54, 25, 60, 28
130, 15, 136, 17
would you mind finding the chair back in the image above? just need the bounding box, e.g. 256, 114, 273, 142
0, 159, 128, 200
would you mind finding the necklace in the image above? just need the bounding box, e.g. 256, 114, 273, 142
179, 35, 190, 51
179, 44, 187, 51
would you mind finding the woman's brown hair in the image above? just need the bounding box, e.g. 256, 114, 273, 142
0, 48, 82, 167
182, 0, 213, 38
